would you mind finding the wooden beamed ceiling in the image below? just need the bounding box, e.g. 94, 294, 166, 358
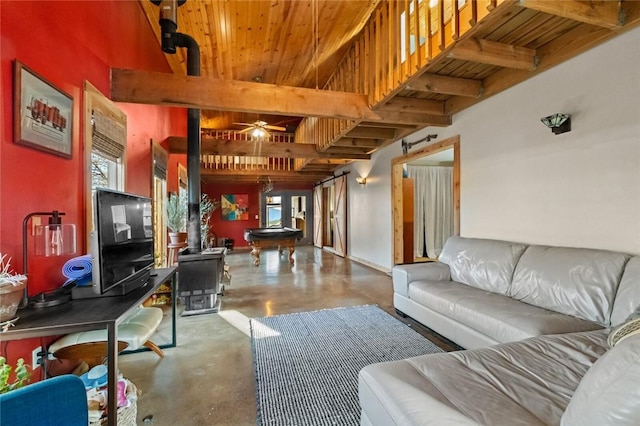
123, 0, 640, 184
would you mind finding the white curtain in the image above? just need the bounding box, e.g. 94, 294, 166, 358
407, 166, 454, 258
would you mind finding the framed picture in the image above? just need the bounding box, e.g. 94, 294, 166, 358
14, 61, 73, 158
221, 194, 249, 221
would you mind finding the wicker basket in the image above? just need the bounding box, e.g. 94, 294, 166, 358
90, 401, 137, 426
89, 380, 138, 426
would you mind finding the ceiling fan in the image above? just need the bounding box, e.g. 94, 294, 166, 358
234, 120, 286, 138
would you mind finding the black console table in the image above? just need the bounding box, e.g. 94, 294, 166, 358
1, 267, 177, 426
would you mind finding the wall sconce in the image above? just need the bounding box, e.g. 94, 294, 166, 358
356, 177, 367, 185
541, 113, 571, 135
22, 211, 76, 308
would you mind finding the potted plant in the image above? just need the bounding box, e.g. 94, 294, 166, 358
0, 356, 30, 394
0, 254, 27, 322
166, 192, 188, 244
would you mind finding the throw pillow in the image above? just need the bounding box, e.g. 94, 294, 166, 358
608, 314, 640, 348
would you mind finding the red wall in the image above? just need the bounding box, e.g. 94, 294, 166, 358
202, 183, 261, 248
202, 182, 313, 248
0, 0, 186, 376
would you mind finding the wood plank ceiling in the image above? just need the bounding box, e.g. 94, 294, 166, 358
115, 0, 640, 183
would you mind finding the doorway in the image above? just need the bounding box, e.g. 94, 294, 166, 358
391, 135, 460, 265
313, 175, 347, 257
261, 190, 313, 245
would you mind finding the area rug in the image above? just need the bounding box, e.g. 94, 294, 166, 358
250, 305, 444, 425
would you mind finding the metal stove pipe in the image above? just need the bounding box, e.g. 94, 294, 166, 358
152, 0, 202, 250
176, 33, 202, 251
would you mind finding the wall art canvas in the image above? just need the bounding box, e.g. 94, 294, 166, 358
14, 61, 73, 158
221, 194, 249, 221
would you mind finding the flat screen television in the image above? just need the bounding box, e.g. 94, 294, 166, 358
73, 188, 154, 299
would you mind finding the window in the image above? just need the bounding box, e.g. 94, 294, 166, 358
84, 82, 127, 245
90, 108, 125, 192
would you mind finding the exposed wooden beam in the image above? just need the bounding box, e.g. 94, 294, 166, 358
332, 137, 382, 149
201, 168, 331, 183
448, 38, 538, 70
358, 121, 418, 130
345, 127, 397, 139
377, 97, 446, 115
167, 136, 371, 160
445, 5, 640, 115
517, 0, 622, 29
405, 73, 483, 97
322, 146, 372, 156
375, 110, 452, 126
110, 68, 381, 121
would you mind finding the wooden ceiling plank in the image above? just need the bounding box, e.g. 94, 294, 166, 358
448, 37, 537, 70
517, 0, 622, 29
377, 97, 446, 115
406, 73, 483, 97
111, 68, 381, 121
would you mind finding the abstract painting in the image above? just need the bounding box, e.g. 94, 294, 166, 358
221, 194, 249, 221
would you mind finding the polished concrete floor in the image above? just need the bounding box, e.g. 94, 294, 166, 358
118, 246, 455, 425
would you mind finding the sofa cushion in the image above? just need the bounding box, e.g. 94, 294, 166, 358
561, 333, 640, 426
510, 246, 629, 326
610, 256, 640, 327
359, 330, 609, 426
438, 236, 527, 295
408, 280, 602, 344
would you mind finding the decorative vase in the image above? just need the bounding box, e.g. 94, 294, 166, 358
0, 279, 26, 322
168, 232, 188, 245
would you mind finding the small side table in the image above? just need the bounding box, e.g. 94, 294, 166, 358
167, 242, 187, 266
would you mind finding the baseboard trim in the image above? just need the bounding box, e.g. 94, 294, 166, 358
347, 254, 391, 274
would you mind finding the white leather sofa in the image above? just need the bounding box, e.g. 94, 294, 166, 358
358, 237, 640, 425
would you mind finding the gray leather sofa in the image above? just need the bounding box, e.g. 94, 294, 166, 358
392, 236, 635, 349
358, 237, 640, 425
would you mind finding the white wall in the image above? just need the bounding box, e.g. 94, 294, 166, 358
343, 26, 640, 271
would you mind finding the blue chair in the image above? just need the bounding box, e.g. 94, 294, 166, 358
0, 374, 88, 426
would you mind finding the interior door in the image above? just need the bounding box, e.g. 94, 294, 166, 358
333, 175, 347, 257
313, 185, 323, 247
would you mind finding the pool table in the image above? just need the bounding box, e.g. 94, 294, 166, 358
243, 227, 303, 266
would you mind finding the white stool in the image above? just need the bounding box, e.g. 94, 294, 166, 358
48, 307, 164, 367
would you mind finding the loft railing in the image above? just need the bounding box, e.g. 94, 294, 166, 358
295, 0, 498, 170
200, 129, 294, 172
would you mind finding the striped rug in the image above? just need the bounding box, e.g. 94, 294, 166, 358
250, 305, 443, 425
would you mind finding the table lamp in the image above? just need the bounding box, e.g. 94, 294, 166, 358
22, 211, 76, 308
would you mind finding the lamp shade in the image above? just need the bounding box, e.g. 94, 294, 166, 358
35, 224, 76, 257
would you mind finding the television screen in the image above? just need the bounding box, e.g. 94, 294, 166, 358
93, 188, 154, 296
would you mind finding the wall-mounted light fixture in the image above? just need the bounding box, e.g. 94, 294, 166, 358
22, 211, 76, 308
356, 177, 367, 185
541, 113, 571, 135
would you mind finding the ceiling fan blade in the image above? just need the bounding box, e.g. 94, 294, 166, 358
238, 127, 253, 134
265, 125, 287, 131
233, 122, 254, 127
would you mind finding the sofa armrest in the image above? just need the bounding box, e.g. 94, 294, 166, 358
392, 262, 451, 297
